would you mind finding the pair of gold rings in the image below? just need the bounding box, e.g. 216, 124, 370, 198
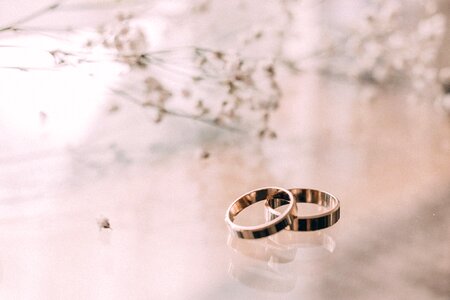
225, 187, 340, 239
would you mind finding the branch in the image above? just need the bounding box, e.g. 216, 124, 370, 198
0, 66, 58, 71
0, 1, 63, 33
110, 88, 242, 133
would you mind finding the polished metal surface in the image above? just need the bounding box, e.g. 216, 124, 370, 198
266, 188, 340, 231
225, 187, 297, 239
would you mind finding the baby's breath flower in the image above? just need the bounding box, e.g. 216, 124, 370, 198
339, 0, 446, 103
90, 12, 148, 68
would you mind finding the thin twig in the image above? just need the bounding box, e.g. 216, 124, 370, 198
0, 66, 60, 71
0, 1, 63, 32
110, 88, 242, 132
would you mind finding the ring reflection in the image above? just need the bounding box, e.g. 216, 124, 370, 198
227, 230, 336, 293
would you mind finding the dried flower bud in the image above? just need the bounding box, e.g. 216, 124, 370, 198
181, 89, 191, 98
136, 55, 149, 68
49, 50, 67, 65
258, 129, 266, 139
198, 56, 208, 66
213, 116, 223, 125
142, 101, 154, 107
265, 64, 275, 76
268, 131, 277, 139
214, 51, 224, 60
196, 99, 204, 108
145, 76, 162, 91
108, 104, 120, 113
198, 149, 210, 159
154, 109, 164, 123
97, 217, 111, 230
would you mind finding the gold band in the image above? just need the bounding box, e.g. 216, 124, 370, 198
225, 187, 297, 239
265, 188, 340, 231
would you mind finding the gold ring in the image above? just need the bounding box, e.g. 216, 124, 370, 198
225, 187, 297, 239
265, 188, 340, 231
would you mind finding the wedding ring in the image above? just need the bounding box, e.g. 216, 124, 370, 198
225, 187, 297, 239
265, 188, 340, 231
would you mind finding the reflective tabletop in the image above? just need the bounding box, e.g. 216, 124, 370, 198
0, 72, 449, 299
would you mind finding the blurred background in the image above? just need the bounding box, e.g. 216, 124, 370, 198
0, 0, 449, 299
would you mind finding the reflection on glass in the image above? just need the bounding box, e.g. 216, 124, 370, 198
227, 230, 336, 293
228, 255, 297, 293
